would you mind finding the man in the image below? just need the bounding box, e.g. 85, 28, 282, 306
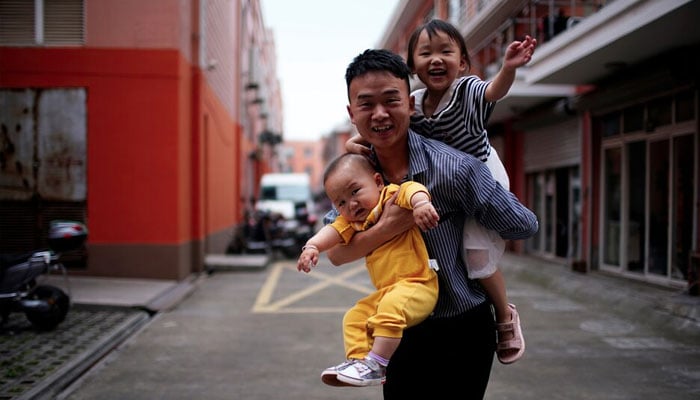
326, 49, 538, 399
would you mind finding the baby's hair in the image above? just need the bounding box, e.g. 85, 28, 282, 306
323, 153, 376, 185
406, 19, 471, 72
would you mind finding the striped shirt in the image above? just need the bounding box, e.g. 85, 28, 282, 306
393, 131, 537, 318
410, 75, 495, 162
325, 131, 538, 317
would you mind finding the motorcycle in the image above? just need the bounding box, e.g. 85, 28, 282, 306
0, 220, 88, 331
226, 209, 305, 259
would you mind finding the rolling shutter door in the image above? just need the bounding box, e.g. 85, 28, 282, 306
524, 117, 580, 172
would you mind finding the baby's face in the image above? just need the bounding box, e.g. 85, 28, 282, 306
325, 167, 383, 223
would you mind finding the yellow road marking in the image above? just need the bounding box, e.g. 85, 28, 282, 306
252, 262, 373, 314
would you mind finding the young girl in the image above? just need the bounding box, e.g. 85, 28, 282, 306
346, 19, 536, 364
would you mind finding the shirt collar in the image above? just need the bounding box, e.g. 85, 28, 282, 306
406, 130, 429, 181
370, 130, 428, 184
411, 77, 462, 117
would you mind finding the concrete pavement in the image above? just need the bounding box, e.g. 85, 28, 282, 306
53, 253, 700, 400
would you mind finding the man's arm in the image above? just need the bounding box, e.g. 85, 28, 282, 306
461, 159, 539, 240
326, 193, 414, 265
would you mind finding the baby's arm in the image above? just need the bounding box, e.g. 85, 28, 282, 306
345, 135, 372, 157
411, 191, 439, 232
297, 225, 342, 273
485, 35, 537, 102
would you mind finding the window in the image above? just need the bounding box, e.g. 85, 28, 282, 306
602, 147, 622, 266
0, 0, 84, 46
601, 112, 621, 137
448, 0, 466, 26
303, 147, 313, 158
526, 166, 581, 260
626, 141, 646, 273
671, 135, 694, 280
648, 139, 669, 276
676, 90, 695, 122
599, 89, 697, 284
623, 105, 644, 133
648, 96, 672, 128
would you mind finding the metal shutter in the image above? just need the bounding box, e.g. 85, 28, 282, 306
0, 0, 35, 45
524, 117, 580, 172
0, 0, 84, 46
44, 0, 84, 44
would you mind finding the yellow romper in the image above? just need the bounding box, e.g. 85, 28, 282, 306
331, 182, 439, 360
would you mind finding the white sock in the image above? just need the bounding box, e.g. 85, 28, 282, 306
367, 351, 389, 367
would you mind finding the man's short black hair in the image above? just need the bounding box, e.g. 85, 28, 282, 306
345, 49, 412, 98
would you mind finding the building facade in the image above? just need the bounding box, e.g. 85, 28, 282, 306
378, 0, 700, 292
0, 0, 282, 280
278, 140, 324, 195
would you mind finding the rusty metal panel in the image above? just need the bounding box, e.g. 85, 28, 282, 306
0, 88, 86, 256
37, 88, 86, 201
0, 89, 36, 200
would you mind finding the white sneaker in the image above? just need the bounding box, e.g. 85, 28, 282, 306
336, 358, 386, 387
320, 360, 355, 387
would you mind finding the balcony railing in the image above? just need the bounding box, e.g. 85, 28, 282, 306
460, 0, 611, 78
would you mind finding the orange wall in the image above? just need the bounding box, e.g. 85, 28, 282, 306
0, 47, 239, 247
85, 0, 192, 60
200, 81, 240, 236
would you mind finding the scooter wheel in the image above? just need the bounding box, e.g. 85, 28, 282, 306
25, 285, 70, 331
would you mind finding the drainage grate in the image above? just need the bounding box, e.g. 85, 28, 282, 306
0, 304, 149, 400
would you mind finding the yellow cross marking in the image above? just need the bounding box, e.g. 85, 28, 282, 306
252, 261, 373, 313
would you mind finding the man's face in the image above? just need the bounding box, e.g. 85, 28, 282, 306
346, 71, 415, 152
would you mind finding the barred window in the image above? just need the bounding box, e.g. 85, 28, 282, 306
0, 0, 84, 46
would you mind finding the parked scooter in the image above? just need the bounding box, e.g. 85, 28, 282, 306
226, 209, 300, 259
0, 220, 87, 331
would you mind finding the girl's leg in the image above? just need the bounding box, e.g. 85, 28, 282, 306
478, 267, 509, 323
466, 248, 524, 364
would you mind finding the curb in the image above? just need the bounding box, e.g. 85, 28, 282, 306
204, 254, 270, 273
145, 273, 202, 313
502, 253, 700, 338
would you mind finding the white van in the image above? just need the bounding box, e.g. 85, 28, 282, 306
256, 173, 316, 225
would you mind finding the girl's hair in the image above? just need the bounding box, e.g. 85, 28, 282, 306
406, 19, 471, 72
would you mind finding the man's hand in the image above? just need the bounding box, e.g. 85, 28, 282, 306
326, 192, 414, 266
374, 192, 415, 239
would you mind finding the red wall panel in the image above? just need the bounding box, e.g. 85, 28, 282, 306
1, 47, 239, 247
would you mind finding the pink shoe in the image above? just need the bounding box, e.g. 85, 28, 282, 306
496, 303, 525, 364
